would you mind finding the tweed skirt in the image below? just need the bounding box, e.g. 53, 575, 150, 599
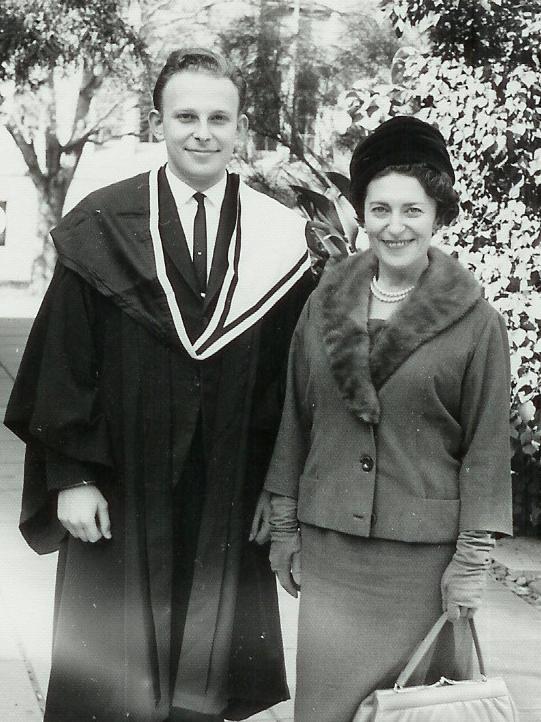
295, 524, 472, 722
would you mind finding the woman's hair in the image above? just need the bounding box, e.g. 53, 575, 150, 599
356, 163, 460, 227
152, 48, 247, 114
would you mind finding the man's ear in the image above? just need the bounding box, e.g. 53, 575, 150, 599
148, 109, 164, 141
237, 113, 249, 135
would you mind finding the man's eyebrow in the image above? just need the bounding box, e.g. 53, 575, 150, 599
170, 106, 233, 115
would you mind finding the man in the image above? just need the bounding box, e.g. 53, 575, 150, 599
5, 49, 311, 722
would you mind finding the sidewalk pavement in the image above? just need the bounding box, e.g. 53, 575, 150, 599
1, 317, 541, 721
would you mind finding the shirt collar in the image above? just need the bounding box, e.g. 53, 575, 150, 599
165, 165, 227, 209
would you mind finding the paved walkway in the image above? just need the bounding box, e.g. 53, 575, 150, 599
1, 317, 540, 721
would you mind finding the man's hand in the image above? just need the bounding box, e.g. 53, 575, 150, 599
269, 531, 301, 598
249, 489, 271, 545
57, 485, 111, 543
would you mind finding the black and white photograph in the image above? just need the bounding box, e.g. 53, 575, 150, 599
0, 1, 540, 721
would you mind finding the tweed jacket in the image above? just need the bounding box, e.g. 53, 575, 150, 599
265, 247, 513, 543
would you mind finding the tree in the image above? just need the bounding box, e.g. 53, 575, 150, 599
218, 0, 399, 184
0, 0, 148, 283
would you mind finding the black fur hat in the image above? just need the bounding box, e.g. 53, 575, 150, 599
349, 116, 455, 209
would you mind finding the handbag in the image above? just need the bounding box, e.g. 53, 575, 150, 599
353, 613, 518, 721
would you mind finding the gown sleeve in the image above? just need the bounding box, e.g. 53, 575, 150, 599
264, 299, 313, 500
4, 263, 114, 553
245, 270, 314, 494
250, 270, 314, 431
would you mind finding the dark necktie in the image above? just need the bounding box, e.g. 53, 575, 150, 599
193, 192, 207, 295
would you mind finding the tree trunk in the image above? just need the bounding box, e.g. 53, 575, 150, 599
30, 133, 85, 288
30, 140, 84, 288
31, 179, 67, 291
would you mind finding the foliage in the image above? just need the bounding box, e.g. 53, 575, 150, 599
512, 444, 541, 536
382, 0, 540, 67
0, 0, 148, 282
0, 0, 146, 85
342, 0, 540, 471
218, 4, 399, 175
290, 172, 359, 277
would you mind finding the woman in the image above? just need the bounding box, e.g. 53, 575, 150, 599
264, 116, 513, 722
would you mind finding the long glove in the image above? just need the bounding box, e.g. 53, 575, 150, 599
269, 493, 302, 598
441, 530, 495, 622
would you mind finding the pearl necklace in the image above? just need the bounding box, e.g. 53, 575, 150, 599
370, 276, 415, 303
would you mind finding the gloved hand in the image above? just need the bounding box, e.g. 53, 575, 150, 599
441, 530, 495, 622
268, 493, 302, 598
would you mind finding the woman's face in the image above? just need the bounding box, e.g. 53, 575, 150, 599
363, 172, 438, 276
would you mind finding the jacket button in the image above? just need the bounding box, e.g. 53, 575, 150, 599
360, 455, 374, 472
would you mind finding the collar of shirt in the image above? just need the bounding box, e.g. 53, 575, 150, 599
164, 166, 227, 274
164, 165, 227, 213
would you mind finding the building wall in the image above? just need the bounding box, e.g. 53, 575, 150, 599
0, 128, 42, 283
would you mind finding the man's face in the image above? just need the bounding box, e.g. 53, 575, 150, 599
149, 70, 247, 191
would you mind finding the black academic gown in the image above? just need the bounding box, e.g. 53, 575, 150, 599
5, 170, 312, 722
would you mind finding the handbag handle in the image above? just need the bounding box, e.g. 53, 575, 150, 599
395, 613, 486, 689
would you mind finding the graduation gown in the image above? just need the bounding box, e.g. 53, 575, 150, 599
4, 169, 311, 721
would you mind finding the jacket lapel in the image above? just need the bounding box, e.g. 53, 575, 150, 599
157, 168, 239, 311
320, 247, 482, 424
204, 173, 239, 310
157, 166, 201, 299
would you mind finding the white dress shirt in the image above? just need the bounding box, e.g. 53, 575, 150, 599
165, 165, 228, 280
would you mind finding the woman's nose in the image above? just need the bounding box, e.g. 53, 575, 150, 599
386, 213, 406, 235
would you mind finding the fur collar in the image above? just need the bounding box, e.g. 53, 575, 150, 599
319, 247, 482, 424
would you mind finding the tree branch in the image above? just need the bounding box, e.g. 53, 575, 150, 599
63, 99, 138, 152
85, 130, 141, 145
143, 0, 258, 29
140, 0, 175, 25
4, 119, 46, 191
67, 66, 104, 146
